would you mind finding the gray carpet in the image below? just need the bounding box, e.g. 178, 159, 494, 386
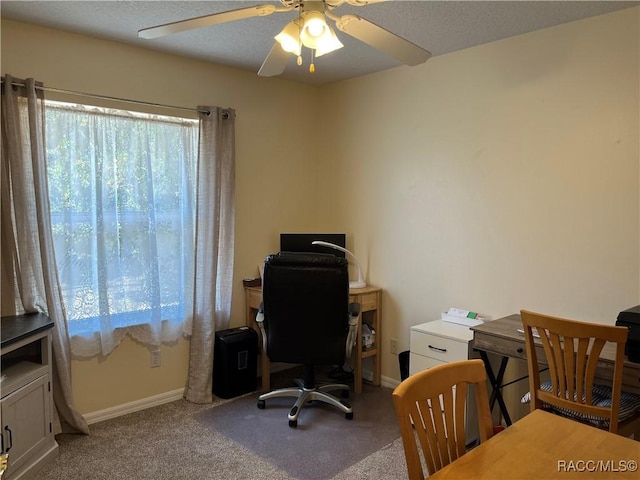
31, 372, 407, 480
197, 382, 400, 480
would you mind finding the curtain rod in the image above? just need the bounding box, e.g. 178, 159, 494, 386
1, 79, 211, 116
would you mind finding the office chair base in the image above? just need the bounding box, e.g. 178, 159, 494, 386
257, 381, 353, 428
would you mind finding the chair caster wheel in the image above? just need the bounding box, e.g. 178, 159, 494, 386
289, 419, 298, 428
345, 412, 354, 420
257, 399, 265, 409
341, 389, 349, 398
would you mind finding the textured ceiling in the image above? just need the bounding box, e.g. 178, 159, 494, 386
1, 1, 637, 85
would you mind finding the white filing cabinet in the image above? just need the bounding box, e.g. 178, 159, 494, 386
409, 320, 474, 374
409, 319, 478, 444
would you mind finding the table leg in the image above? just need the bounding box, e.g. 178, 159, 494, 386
478, 351, 513, 426
354, 317, 363, 394
260, 351, 270, 391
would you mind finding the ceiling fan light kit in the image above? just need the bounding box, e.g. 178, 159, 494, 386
138, 0, 431, 78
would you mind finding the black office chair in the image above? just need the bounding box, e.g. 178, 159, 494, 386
256, 252, 360, 428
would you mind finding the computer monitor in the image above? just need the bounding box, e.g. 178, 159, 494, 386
279, 233, 347, 258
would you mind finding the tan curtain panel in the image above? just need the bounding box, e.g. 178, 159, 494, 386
184, 106, 236, 403
1, 75, 89, 434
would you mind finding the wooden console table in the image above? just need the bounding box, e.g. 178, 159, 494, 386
244, 285, 382, 394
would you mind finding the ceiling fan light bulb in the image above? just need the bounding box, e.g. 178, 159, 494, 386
279, 36, 301, 55
306, 19, 325, 37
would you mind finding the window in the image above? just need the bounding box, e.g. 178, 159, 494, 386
45, 101, 198, 349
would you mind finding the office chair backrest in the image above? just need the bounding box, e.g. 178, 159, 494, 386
262, 252, 350, 365
392, 359, 494, 479
521, 309, 628, 433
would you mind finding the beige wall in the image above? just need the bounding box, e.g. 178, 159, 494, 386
317, 7, 640, 384
2, 7, 639, 416
1, 20, 321, 414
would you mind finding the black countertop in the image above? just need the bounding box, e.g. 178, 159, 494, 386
1, 312, 54, 349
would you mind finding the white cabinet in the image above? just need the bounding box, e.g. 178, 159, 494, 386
1, 314, 58, 479
409, 319, 478, 443
410, 319, 474, 374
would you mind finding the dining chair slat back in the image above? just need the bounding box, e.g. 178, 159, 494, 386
392, 359, 494, 479
521, 309, 640, 437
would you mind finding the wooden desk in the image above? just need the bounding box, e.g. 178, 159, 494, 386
472, 314, 640, 425
430, 409, 640, 479
244, 285, 382, 394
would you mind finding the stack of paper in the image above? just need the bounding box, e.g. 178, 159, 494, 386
441, 307, 485, 327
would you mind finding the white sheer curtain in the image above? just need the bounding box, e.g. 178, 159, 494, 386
1, 75, 89, 434
45, 102, 198, 357
185, 106, 235, 403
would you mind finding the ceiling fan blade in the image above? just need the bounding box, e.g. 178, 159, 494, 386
138, 4, 279, 39
343, 0, 388, 5
258, 43, 291, 77
334, 14, 431, 66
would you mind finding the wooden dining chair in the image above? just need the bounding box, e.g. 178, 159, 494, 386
392, 359, 495, 479
521, 309, 640, 437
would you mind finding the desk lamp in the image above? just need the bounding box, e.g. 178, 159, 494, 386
312, 240, 366, 288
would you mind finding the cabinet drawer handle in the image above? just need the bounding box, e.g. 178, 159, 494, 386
4, 426, 12, 452
428, 345, 447, 353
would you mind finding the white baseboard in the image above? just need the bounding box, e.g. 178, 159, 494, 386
381, 374, 400, 390
83, 372, 400, 425
84, 388, 184, 425
362, 368, 400, 390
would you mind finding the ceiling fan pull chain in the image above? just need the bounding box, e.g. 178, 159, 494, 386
297, 6, 303, 67
310, 49, 316, 73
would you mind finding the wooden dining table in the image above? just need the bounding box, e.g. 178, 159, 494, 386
429, 410, 640, 479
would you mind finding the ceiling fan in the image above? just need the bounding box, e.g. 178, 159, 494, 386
138, 0, 431, 77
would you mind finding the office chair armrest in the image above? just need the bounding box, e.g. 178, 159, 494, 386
349, 302, 361, 320
256, 302, 265, 324
346, 302, 361, 358
256, 302, 267, 355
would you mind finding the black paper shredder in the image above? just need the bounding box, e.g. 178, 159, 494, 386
213, 326, 258, 399
616, 305, 640, 363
